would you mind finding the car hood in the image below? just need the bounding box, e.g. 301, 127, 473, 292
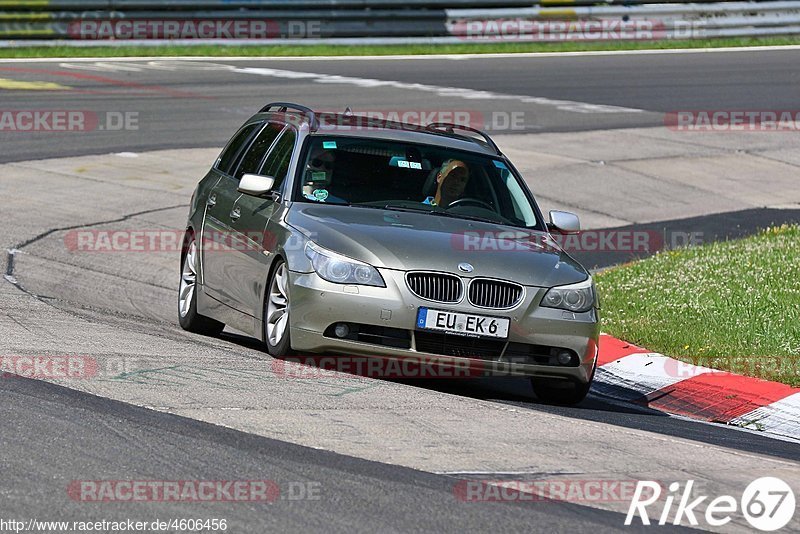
287, 204, 588, 287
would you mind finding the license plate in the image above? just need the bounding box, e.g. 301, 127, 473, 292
416, 308, 510, 339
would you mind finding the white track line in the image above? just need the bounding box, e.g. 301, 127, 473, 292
230, 65, 644, 114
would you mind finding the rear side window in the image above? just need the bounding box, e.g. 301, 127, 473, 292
260, 129, 297, 190
215, 123, 261, 175
234, 122, 284, 179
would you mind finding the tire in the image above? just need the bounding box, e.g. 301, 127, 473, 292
264, 258, 293, 357
178, 231, 224, 336
531, 362, 596, 406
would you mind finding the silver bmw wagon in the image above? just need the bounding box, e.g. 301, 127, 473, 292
179, 103, 599, 404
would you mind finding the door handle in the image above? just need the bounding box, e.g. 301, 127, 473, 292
230, 206, 241, 221
207, 194, 217, 208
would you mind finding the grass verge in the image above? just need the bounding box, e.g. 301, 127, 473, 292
2, 36, 800, 58
595, 225, 800, 386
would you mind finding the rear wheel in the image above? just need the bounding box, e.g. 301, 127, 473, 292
178, 231, 224, 336
264, 259, 293, 357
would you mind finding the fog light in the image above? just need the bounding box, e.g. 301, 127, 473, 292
557, 351, 573, 365
334, 323, 350, 338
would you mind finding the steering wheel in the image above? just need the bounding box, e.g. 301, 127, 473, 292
447, 197, 494, 211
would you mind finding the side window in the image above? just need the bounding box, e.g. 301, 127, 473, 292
234, 122, 284, 180
215, 123, 260, 175
259, 129, 297, 190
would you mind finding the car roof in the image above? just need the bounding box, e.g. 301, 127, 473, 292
254, 110, 501, 157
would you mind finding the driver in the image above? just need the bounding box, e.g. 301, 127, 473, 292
423, 159, 470, 208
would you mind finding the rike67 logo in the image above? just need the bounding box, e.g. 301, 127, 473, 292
626, 477, 796, 531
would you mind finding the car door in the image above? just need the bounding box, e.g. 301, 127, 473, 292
202, 121, 282, 309
228, 126, 298, 317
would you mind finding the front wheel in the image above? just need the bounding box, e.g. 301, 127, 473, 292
532, 361, 596, 406
531, 378, 592, 406
264, 259, 293, 357
178, 231, 224, 336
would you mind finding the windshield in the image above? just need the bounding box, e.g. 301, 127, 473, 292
292, 136, 541, 228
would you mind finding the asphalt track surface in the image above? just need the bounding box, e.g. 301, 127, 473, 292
3, 376, 665, 533
1, 49, 799, 532
1, 48, 799, 162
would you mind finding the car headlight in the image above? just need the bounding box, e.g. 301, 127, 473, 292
304, 242, 385, 287
541, 277, 596, 313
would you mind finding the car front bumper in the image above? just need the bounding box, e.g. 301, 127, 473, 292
287, 268, 600, 383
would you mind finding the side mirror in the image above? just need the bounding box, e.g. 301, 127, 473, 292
548, 210, 580, 234
238, 174, 275, 197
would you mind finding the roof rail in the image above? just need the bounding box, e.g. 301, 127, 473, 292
259, 102, 319, 130
426, 122, 501, 155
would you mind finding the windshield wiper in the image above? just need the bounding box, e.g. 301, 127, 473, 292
381, 204, 503, 225
347, 202, 509, 225
382, 204, 434, 214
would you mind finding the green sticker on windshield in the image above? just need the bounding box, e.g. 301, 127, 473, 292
311, 171, 327, 182
313, 189, 329, 201
323, 141, 337, 149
